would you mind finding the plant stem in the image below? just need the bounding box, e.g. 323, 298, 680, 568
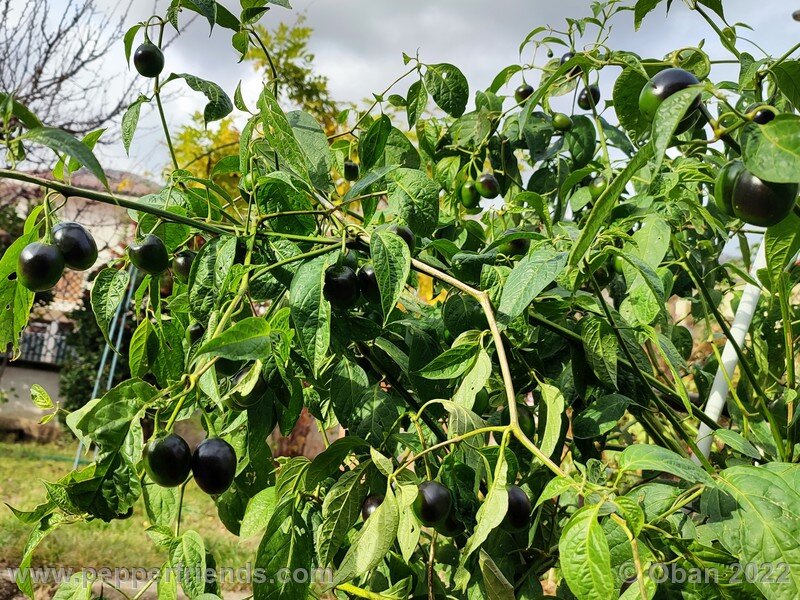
698, 104, 741, 155
527, 310, 721, 431
155, 23, 179, 170
675, 241, 786, 459
155, 91, 179, 170
328, 66, 417, 140
589, 270, 713, 470
356, 342, 447, 443
394, 426, 507, 475
175, 481, 187, 536
695, 5, 741, 59
0, 170, 229, 236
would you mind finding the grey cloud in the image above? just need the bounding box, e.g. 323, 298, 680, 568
48, 0, 800, 179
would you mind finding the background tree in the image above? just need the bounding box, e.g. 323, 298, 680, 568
0, 0, 137, 138
246, 16, 339, 133
171, 16, 340, 183
173, 113, 241, 194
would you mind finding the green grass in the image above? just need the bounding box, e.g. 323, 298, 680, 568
0, 441, 257, 580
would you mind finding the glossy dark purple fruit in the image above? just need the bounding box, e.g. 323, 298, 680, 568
52, 222, 97, 271
172, 250, 195, 283
17, 242, 65, 292
412, 481, 452, 526
324, 265, 360, 310
191, 438, 237, 495
143, 433, 192, 487
133, 42, 164, 78
504, 485, 532, 531
361, 494, 384, 520
357, 264, 380, 303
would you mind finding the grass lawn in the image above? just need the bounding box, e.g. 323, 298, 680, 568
0, 441, 257, 588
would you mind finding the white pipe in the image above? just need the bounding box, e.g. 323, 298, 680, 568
695, 239, 767, 460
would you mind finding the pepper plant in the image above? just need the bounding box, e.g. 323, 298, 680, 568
3, 0, 800, 599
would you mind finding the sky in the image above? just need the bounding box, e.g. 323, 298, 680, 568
47, 0, 800, 180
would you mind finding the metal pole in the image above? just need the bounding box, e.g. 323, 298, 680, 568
694, 240, 768, 460
73, 266, 137, 469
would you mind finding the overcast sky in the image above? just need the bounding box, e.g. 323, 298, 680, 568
48, 0, 800, 180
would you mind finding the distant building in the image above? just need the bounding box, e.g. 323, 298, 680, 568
0, 169, 158, 414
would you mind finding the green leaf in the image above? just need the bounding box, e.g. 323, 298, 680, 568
65, 380, 156, 520
618, 445, 714, 485
711, 464, 800, 600
573, 394, 631, 438
318, 462, 370, 566
380, 126, 421, 169
186, 0, 216, 31
287, 110, 333, 191
343, 164, 399, 202
497, 248, 568, 325
406, 79, 428, 128
566, 115, 597, 168
240, 487, 277, 540
289, 254, 332, 377
417, 343, 479, 380
651, 87, 701, 173
166, 73, 233, 124
0, 218, 37, 357
536, 475, 576, 507
306, 437, 368, 490
489, 64, 523, 93
441, 399, 484, 438
143, 483, 179, 526
537, 383, 565, 460
0, 93, 41, 129
21, 127, 108, 188
772, 60, 800, 109
256, 172, 315, 235
275, 456, 310, 499
424, 63, 469, 117
714, 429, 761, 459
359, 114, 391, 172
123, 24, 142, 65
128, 318, 152, 378
741, 115, 800, 183
370, 228, 411, 321
633, 0, 663, 29
333, 485, 399, 585
581, 316, 618, 387
568, 143, 653, 266
170, 530, 206, 597
765, 212, 800, 287
386, 167, 440, 237
461, 453, 508, 561
329, 357, 370, 428
558, 504, 615, 599
396, 483, 421, 562
453, 348, 492, 409
51, 573, 94, 600
612, 65, 656, 139
16, 513, 67, 598
258, 87, 310, 182
157, 563, 178, 600
197, 317, 274, 360
254, 500, 310, 600
479, 550, 515, 600
26, 385, 51, 412
122, 95, 148, 155
189, 237, 235, 323
91, 268, 130, 347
